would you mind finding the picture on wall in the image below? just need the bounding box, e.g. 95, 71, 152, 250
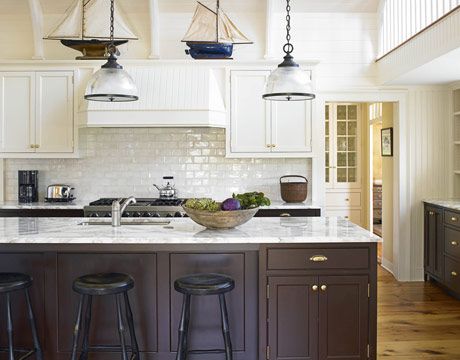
381, 127, 393, 157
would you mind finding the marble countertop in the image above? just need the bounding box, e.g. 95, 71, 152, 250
424, 199, 460, 211
0, 201, 85, 210
0, 217, 379, 244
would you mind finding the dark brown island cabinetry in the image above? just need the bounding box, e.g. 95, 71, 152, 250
424, 203, 460, 298
0, 242, 376, 360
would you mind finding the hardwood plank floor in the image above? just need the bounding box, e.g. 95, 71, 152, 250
378, 267, 460, 359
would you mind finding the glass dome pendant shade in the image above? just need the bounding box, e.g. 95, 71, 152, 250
84, 0, 138, 102
263, 0, 315, 102
84, 53, 138, 102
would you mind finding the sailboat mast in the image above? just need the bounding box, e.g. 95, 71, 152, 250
216, 0, 219, 43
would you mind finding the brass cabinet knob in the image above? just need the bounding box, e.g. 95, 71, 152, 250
312, 285, 318, 291
428, 211, 434, 215
320, 285, 327, 291
452, 217, 458, 222
451, 241, 459, 246
309, 255, 328, 262
345, 198, 350, 201
280, 213, 291, 217
452, 271, 458, 277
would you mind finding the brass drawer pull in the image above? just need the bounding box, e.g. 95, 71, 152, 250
280, 213, 291, 217
310, 255, 328, 262
312, 285, 318, 291
451, 216, 458, 222
320, 285, 327, 291
451, 241, 459, 246
452, 271, 458, 277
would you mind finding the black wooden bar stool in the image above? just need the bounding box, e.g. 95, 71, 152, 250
0, 273, 43, 360
174, 273, 235, 360
69, 272, 139, 360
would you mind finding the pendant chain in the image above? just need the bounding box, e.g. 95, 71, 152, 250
109, 0, 115, 54
283, 0, 294, 55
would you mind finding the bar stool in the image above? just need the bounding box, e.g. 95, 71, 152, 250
69, 272, 139, 360
174, 273, 235, 360
0, 273, 43, 360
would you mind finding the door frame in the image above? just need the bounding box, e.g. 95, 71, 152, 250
315, 89, 410, 281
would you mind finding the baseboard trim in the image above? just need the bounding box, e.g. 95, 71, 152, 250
381, 258, 394, 275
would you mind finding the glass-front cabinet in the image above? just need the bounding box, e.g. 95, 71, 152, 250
325, 103, 361, 189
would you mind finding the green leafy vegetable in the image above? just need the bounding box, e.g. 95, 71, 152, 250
232, 192, 271, 209
185, 198, 220, 212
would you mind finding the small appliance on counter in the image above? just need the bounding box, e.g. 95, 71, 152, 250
280, 175, 308, 203
18, 170, 39, 203
153, 176, 177, 198
45, 184, 75, 203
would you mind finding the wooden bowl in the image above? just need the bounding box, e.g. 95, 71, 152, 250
182, 206, 259, 229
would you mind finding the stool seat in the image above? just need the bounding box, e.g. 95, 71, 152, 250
174, 273, 235, 296
73, 272, 134, 296
0, 273, 32, 293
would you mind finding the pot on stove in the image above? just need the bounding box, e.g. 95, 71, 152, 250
153, 176, 177, 198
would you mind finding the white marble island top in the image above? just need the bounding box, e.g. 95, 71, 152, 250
424, 199, 460, 211
0, 217, 379, 245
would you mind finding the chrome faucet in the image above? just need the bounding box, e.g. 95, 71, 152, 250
112, 197, 136, 227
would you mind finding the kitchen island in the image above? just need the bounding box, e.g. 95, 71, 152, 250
0, 217, 379, 360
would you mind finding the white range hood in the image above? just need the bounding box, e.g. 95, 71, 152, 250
80, 66, 226, 127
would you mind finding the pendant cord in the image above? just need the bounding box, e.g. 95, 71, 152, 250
283, 0, 294, 55
108, 0, 115, 55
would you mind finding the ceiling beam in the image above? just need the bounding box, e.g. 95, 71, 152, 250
149, 0, 160, 59
28, 0, 45, 60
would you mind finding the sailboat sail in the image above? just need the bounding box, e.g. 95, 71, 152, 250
46, 0, 137, 40
182, 2, 252, 44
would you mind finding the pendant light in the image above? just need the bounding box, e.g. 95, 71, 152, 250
263, 0, 315, 101
84, 0, 138, 102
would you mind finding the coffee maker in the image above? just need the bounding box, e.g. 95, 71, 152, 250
18, 170, 39, 203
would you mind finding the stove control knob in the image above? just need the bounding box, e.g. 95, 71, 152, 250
166, 213, 173, 218
133, 212, 142, 217
89, 213, 99, 218
104, 212, 111, 218
174, 212, 183, 218
123, 212, 131, 218
152, 213, 161, 218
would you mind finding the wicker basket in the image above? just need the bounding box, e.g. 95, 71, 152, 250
280, 175, 308, 203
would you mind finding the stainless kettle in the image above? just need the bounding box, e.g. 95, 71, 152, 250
46, 184, 74, 199
153, 176, 177, 198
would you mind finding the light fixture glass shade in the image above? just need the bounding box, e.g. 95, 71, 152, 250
263, 61, 315, 101
84, 65, 138, 102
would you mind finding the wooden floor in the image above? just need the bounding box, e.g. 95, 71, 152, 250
378, 267, 460, 359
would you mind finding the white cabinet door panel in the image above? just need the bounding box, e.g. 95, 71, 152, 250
35, 72, 74, 153
271, 100, 312, 152
230, 70, 271, 153
0, 73, 35, 153
325, 192, 361, 207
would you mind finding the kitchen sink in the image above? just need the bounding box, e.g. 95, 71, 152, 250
78, 219, 171, 226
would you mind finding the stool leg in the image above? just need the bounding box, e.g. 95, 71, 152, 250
218, 294, 233, 360
70, 294, 85, 360
79, 295, 92, 360
25, 288, 43, 360
123, 292, 140, 360
175, 294, 191, 360
116, 294, 129, 360
6, 293, 14, 360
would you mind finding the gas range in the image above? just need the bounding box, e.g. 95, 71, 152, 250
83, 198, 187, 218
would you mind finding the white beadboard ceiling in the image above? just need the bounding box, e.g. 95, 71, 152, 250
20, 0, 380, 14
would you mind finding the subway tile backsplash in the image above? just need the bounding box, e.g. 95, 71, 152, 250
4, 128, 312, 203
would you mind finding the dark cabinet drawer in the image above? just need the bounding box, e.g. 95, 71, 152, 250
445, 210, 460, 227
445, 227, 460, 260
444, 257, 460, 293
267, 248, 369, 270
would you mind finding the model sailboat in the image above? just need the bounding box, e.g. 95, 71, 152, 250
45, 0, 137, 59
182, 1, 252, 59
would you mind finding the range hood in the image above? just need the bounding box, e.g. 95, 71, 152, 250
80, 66, 226, 127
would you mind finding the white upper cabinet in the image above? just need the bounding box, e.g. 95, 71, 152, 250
227, 69, 312, 158
0, 71, 75, 158
0, 72, 35, 153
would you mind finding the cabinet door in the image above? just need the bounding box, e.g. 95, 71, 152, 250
0, 72, 35, 152
271, 100, 312, 152
424, 206, 444, 279
268, 276, 318, 360
230, 70, 271, 153
35, 72, 74, 153
318, 275, 368, 360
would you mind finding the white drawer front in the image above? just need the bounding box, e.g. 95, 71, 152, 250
326, 192, 361, 207
326, 209, 362, 225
